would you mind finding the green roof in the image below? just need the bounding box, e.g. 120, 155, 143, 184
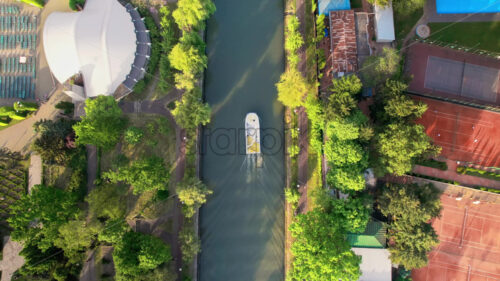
347, 220, 387, 248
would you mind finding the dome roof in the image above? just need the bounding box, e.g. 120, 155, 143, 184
43, 0, 137, 98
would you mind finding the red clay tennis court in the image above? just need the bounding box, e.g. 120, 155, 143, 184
412, 194, 500, 281
412, 96, 500, 167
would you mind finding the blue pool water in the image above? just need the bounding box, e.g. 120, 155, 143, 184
318, 0, 351, 15
437, 0, 500, 13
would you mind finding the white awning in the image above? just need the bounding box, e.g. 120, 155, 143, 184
374, 3, 396, 43
352, 248, 392, 281
43, 0, 137, 98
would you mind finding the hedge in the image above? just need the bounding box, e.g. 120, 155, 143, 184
20, 0, 45, 8
456, 166, 500, 181
416, 158, 448, 171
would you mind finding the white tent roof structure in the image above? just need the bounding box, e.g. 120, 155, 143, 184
374, 3, 396, 43
352, 248, 392, 281
43, 0, 138, 98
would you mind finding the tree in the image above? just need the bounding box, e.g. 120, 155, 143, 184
103, 156, 170, 194
361, 47, 399, 87
8, 185, 79, 251
379, 80, 427, 121
177, 177, 213, 218
73, 96, 126, 150
54, 220, 101, 262
326, 75, 362, 119
98, 219, 130, 244
87, 183, 127, 220
329, 195, 372, 233
276, 68, 308, 108
179, 226, 201, 263
124, 126, 144, 144
172, 0, 216, 31
172, 88, 211, 129
324, 139, 367, 166
366, 0, 390, 7
169, 32, 207, 76
326, 166, 366, 192
114, 232, 172, 280
393, 0, 426, 16
289, 209, 361, 281
32, 119, 76, 164
55, 101, 75, 115
158, 6, 177, 92
378, 183, 442, 269
375, 122, 439, 176
285, 16, 303, 67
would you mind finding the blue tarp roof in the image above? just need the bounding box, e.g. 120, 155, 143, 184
318, 0, 351, 15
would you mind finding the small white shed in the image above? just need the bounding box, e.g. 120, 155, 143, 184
352, 248, 392, 281
374, 3, 396, 43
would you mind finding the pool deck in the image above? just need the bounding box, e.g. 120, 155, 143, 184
427, 0, 500, 22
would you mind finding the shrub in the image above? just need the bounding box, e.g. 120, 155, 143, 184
416, 158, 448, 171
55, 101, 75, 115
457, 166, 500, 181
124, 127, 144, 144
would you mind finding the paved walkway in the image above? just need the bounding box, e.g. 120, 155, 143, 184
296, 0, 309, 214
28, 153, 42, 194
413, 160, 500, 189
86, 145, 97, 193
0, 237, 24, 281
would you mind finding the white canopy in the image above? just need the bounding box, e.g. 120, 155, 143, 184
43, 0, 137, 98
374, 3, 396, 43
352, 248, 392, 281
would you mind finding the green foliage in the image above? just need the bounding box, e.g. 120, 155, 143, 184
32, 119, 76, 164
103, 156, 170, 194
54, 220, 100, 261
325, 139, 366, 166
0, 149, 26, 227
87, 183, 127, 220
361, 47, 400, 87
378, 183, 442, 269
179, 226, 201, 263
326, 166, 366, 193
289, 209, 361, 281
69, 0, 85, 10
8, 185, 79, 252
326, 75, 362, 119
393, 0, 426, 17
379, 80, 427, 121
14, 101, 38, 112
173, 0, 216, 31
55, 101, 75, 116
288, 144, 299, 158
20, 0, 45, 8
416, 158, 448, 171
172, 87, 211, 129
284, 187, 300, 208
177, 177, 213, 218
114, 232, 172, 280
375, 122, 439, 176
98, 219, 130, 244
169, 32, 207, 76
366, 0, 390, 7
457, 166, 500, 180
276, 68, 308, 108
329, 194, 372, 233
124, 126, 144, 144
73, 96, 126, 150
285, 16, 304, 67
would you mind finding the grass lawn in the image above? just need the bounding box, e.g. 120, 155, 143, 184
428, 22, 500, 53
100, 113, 177, 220
394, 8, 423, 47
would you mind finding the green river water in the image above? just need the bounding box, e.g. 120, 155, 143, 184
199, 0, 285, 280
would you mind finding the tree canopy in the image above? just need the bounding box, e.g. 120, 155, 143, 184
172, 87, 212, 129
326, 75, 362, 119
361, 47, 399, 87
169, 32, 207, 76
378, 183, 442, 269
276, 68, 308, 108
177, 177, 213, 218
103, 156, 170, 194
114, 231, 172, 280
32, 119, 76, 164
172, 0, 216, 31
289, 209, 362, 281
73, 95, 126, 150
8, 185, 79, 251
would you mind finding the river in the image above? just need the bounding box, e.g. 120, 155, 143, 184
199, 0, 285, 280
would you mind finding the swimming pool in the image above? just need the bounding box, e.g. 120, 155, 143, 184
436, 0, 500, 14
318, 0, 350, 15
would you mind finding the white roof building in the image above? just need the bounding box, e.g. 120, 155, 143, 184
352, 248, 392, 281
374, 3, 396, 43
43, 0, 149, 99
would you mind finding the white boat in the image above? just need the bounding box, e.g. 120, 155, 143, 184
245, 113, 261, 155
